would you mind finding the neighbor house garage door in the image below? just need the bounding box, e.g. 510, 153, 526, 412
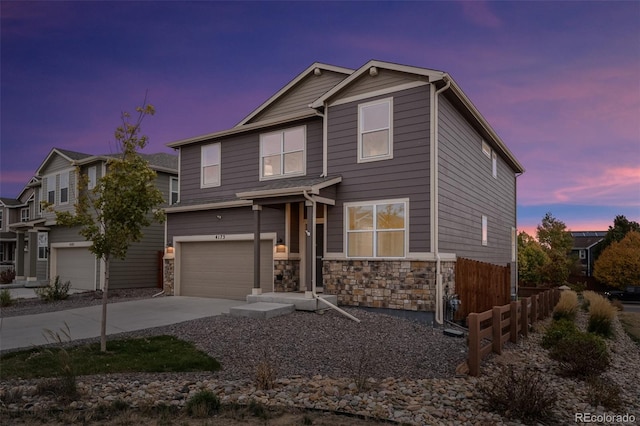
56, 247, 96, 291
179, 240, 273, 299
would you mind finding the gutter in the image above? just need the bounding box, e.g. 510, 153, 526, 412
302, 190, 360, 322
432, 76, 451, 325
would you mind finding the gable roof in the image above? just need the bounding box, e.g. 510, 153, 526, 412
235, 62, 354, 127
571, 231, 607, 250
0, 197, 25, 207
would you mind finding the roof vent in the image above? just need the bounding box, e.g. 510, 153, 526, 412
314, 67, 322, 76
369, 67, 378, 77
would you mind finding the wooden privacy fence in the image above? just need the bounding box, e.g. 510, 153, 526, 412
455, 258, 511, 321
467, 288, 560, 376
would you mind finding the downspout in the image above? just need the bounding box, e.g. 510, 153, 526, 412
514, 172, 523, 299
302, 190, 360, 322
433, 75, 451, 325
322, 102, 328, 177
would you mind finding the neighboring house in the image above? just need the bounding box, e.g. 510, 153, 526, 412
570, 231, 606, 277
0, 196, 28, 275
6, 148, 178, 290
164, 60, 524, 319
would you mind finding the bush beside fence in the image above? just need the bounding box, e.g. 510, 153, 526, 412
467, 288, 560, 376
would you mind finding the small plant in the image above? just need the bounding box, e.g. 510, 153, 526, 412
541, 318, 578, 349
0, 268, 16, 284
586, 376, 622, 410
0, 288, 13, 307
185, 389, 220, 417
479, 366, 557, 422
587, 294, 617, 338
345, 347, 374, 392
255, 347, 278, 390
35, 276, 71, 302
552, 290, 578, 321
248, 399, 271, 420
549, 331, 610, 378
39, 323, 77, 402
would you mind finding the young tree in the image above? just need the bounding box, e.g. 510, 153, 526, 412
536, 212, 575, 286
593, 215, 640, 261
55, 101, 165, 352
517, 231, 550, 286
594, 231, 640, 289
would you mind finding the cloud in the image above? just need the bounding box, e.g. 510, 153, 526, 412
459, 1, 502, 29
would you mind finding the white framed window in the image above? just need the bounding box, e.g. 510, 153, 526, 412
0, 210, 3, 229
482, 140, 491, 158
21, 207, 30, 222
482, 215, 488, 246
46, 176, 55, 205
579, 249, 586, 260
260, 126, 306, 180
59, 172, 69, 204
170, 177, 179, 205
37, 232, 48, 260
358, 98, 393, 162
345, 199, 407, 258
201, 143, 221, 188
87, 166, 97, 190
492, 151, 498, 179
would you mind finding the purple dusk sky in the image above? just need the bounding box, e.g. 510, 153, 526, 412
1, 1, 638, 236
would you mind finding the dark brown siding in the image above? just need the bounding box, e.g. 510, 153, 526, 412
325, 85, 431, 254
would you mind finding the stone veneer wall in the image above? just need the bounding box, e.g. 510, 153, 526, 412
323, 260, 456, 312
163, 258, 175, 295
274, 259, 300, 292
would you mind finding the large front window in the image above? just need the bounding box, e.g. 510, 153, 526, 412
358, 98, 393, 162
346, 199, 407, 258
260, 126, 305, 179
201, 143, 221, 188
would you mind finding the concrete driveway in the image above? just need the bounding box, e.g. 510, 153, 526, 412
0, 296, 245, 352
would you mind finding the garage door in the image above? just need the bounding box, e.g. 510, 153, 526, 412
179, 240, 273, 299
56, 247, 96, 291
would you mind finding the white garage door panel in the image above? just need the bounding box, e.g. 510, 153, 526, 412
180, 240, 273, 300
56, 248, 95, 291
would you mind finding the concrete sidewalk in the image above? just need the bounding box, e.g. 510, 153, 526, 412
0, 296, 245, 351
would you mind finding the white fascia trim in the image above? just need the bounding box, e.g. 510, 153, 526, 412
173, 232, 277, 244
311, 60, 445, 108
236, 176, 342, 200
323, 252, 456, 262
329, 81, 428, 107
237, 63, 354, 127
34, 148, 76, 176
165, 199, 252, 213
167, 110, 321, 148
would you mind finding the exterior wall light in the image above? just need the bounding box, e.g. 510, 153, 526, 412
275, 238, 286, 254
164, 243, 175, 260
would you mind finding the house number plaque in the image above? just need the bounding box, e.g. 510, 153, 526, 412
214, 234, 226, 240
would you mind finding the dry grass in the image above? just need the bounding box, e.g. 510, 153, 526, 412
553, 290, 579, 320
619, 312, 640, 344
584, 292, 617, 338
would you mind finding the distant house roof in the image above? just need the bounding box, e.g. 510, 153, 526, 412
571, 231, 607, 250
0, 197, 24, 207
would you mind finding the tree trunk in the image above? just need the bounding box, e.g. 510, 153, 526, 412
101, 256, 110, 352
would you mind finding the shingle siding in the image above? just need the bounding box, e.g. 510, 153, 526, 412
438, 96, 515, 265
326, 85, 431, 254
336, 69, 426, 101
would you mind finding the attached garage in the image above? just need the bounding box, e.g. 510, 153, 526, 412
177, 239, 274, 299
54, 246, 96, 291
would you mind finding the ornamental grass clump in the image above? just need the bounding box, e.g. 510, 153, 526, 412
581, 290, 599, 312
587, 293, 617, 338
552, 290, 579, 321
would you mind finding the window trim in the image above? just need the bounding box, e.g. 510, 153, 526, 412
259, 125, 307, 181
344, 198, 409, 259
201, 143, 221, 188
482, 215, 488, 246
170, 176, 179, 205
0, 210, 3, 230
482, 140, 491, 158
37, 232, 48, 261
87, 166, 97, 190
59, 172, 70, 204
492, 151, 498, 179
21, 207, 30, 222
358, 97, 393, 163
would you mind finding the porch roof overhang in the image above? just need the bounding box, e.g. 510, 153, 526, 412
236, 176, 342, 204
165, 197, 252, 213
8, 218, 47, 232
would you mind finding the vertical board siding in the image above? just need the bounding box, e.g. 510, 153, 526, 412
179, 119, 323, 203
438, 96, 515, 266
326, 86, 431, 254
251, 71, 348, 123
336, 69, 426, 101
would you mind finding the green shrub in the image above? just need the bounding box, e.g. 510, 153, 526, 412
479, 366, 557, 422
586, 376, 622, 410
185, 389, 220, 417
35, 276, 70, 302
549, 331, 610, 377
541, 318, 578, 349
0, 268, 15, 284
0, 288, 13, 307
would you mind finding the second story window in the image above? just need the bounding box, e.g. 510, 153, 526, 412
201, 143, 221, 188
260, 126, 305, 180
170, 177, 179, 205
59, 172, 69, 204
358, 98, 393, 162
88, 166, 97, 190
0, 210, 3, 229
46, 177, 55, 204
21, 207, 30, 222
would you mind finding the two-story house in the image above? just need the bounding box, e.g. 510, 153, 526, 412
0, 196, 29, 276
164, 60, 524, 321
7, 148, 178, 290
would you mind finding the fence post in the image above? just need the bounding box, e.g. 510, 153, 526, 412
521, 297, 529, 338
531, 294, 538, 325
468, 313, 480, 377
510, 301, 519, 343
543, 291, 549, 318
492, 306, 502, 355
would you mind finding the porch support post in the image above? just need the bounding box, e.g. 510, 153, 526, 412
252, 204, 262, 295
15, 232, 25, 279
26, 230, 38, 281
305, 200, 314, 295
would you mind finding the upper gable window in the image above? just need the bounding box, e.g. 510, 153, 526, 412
358, 98, 393, 163
87, 166, 97, 190
59, 172, 70, 204
170, 177, 179, 205
482, 140, 491, 158
21, 207, 30, 222
492, 151, 498, 179
201, 143, 221, 188
260, 126, 306, 180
